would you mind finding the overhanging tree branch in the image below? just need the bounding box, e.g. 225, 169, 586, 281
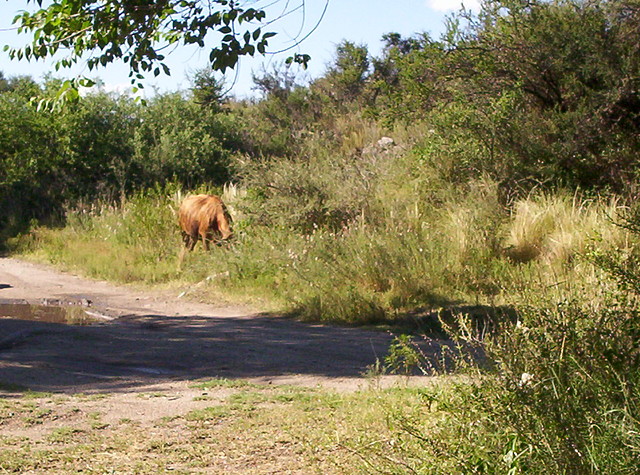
4, 0, 316, 106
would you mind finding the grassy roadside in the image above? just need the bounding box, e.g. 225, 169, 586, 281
14, 183, 633, 325
0, 378, 470, 474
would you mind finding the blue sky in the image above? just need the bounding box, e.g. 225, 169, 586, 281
0, 1, 476, 98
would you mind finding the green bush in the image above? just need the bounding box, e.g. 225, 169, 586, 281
0, 90, 65, 242
375, 217, 640, 473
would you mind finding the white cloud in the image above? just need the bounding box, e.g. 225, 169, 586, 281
79, 81, 145, 98
101, 82, 144, 96
426, 0, 481, 12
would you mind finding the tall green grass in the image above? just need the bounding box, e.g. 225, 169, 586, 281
19, 110, 630, 324
22, 187, 183, 284
20, 174, 631, 324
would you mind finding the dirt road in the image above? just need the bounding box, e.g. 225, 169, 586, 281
0, 258, 433, 394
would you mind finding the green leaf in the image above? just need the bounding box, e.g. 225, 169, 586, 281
78, 78, 96, 88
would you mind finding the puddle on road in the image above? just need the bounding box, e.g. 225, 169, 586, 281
0, 303, 104, 325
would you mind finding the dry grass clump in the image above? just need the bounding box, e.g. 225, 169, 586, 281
505, 193, 627, 264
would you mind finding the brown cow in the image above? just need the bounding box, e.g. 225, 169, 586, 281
178, 194, 233, 252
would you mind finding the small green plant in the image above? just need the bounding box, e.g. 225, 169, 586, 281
191, 378, 255, 390
48, 427, 85, 443
22, 406, 53, 426
185, 405, 232, 422
384, 335, 425, 375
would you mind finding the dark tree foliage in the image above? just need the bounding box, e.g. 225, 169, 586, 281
0, 84, 65, 241
457, 0, 640, 189
372, 0, 640, 191
244, 64, 316, 157
252, 63, 299, 101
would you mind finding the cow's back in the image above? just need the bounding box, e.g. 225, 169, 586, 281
179, 194, 208, 236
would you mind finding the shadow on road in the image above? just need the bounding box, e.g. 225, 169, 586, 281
0, 312, 447, 393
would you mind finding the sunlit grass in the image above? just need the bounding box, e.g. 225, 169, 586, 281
19, 177, 635, 324
0, 379, 458, 474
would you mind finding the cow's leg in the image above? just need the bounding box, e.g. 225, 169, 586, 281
178, 232, 191, 271
197, 221, 211, 251
202, 233, 210, 251
178, 246, 186, 271
182, 232, 196, 251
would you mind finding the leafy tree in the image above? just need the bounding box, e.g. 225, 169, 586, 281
370, 32, 431, 94
0, 71, 42, 97
6, 0, 312, 101
451, 0, 640, 189
239, 64, 317, 156
252, 63, 300, 101
322, 40, 370, 102
55, 91, 140, 201
369, 32, 446, 119
369, 0, 640, 191
132, 92, 235, 187
190, 67, 226, 111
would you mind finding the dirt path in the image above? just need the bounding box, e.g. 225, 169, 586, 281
0, 258, 434, 394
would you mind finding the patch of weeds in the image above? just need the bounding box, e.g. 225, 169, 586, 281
185, 405, 232, 422
0, 400, 19, 422
87, 411, 109, 430
23, 391, 54, 400
22, 406, 53, 425
146, 439, 176, 453
384, 335, 426, 375
90, 421, 110, 430
158, 415, 179, 426
269, 386, 318, 405
75, 393, 110, 402
227, 390, 268, 409
362, 358, 385, 379
192, 394, 214, 401
191, 377, 256, 390
48, 426, 86, 443
0, 435, 28, 446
